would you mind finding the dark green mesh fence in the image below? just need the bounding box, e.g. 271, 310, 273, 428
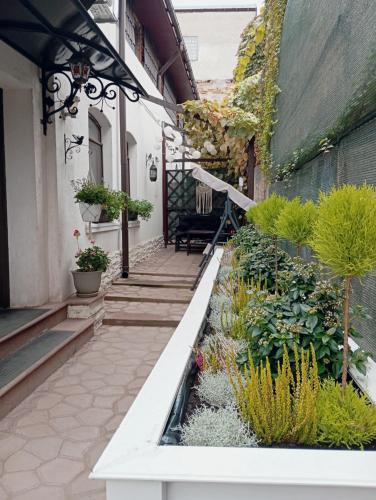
270, 0, 376, 356
271, 0, 376, 166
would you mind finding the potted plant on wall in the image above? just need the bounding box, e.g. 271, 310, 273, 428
71, 230, 111, 297
127, 198, 154, 221
72, 179, 127, 223
72, 179, 108, 223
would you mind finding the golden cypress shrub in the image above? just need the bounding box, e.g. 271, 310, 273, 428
310, 184, 376, 390
276, 197, 317, 256
227, 346, 319, 445
246, 193, 287, 237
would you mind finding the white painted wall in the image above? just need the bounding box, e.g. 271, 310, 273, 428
176, 10, 256, 81
0, 11, 173, 306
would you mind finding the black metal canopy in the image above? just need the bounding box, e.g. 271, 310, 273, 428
0, 0, 147, 95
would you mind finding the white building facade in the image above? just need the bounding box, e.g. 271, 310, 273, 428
175, 3, 257, 100
0, 0, 197, 308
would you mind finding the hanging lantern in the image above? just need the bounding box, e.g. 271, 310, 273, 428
69, 51, 92, 86
149, 160, 158, 182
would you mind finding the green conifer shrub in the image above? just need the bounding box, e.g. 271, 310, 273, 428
310, 184, 376, 390
276, 197, 317, 256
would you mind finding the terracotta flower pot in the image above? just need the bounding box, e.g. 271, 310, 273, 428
79, 202, 102, 222
71, 270, 103, 297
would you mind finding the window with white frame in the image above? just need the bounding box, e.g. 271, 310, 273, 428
184, 36, 199, 62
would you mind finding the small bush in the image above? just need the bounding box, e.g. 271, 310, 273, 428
238, 241, 292, 291
311, 184, 376, 388
276, 197, 317, 255
196, 370, 236, 407
311, 184, 376, 278
317, 379, 376, 449
228, 346, 319, 445
247, 193, 287, 237
180, 406, 258, 447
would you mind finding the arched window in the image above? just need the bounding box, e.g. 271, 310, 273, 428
88, 114, 103, 183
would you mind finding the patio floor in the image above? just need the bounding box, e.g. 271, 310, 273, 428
0, 247, 201, 500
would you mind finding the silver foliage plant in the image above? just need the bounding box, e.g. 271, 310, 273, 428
216, 265, 233, 285
208, 293, 236, 333
196, 370, 236, 408
201, 331, 247, 360
181, 406, 258, 448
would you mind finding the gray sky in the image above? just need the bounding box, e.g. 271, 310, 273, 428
172, 0, 264, 14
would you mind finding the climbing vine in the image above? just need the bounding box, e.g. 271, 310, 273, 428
182, 0, 287, 180
182, 99, 257, 174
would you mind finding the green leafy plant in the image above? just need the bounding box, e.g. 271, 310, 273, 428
238, 257, 367, 378
247, 194, 288, 292
318, 379, 376, 449
127, 198, 154, 221
76, 245, 110, 272
72, 178, 109, 205
228, 345, 319, 445
276, 197, 317, 256
105, 190, 127, 221
311, 184, 376, 390
72, 179, 127, 222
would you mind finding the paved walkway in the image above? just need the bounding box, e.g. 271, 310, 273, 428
0, 247, 201, 500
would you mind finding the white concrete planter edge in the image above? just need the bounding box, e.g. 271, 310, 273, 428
91, 247, 376, 500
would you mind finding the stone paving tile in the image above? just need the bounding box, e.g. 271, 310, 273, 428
0, 325, 174, 499
0, 248, 198, 499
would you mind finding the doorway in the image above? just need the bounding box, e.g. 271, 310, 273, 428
0, 89, 10, 308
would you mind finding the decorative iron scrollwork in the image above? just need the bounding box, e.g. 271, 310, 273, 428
41, 69, 142, 134
64, 134, 85, 163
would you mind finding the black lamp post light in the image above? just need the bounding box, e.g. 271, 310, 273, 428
146, 154, 159, 182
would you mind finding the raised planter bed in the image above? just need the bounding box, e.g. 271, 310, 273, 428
91, 248, 376, 500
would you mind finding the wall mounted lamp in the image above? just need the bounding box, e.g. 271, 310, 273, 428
146, 153, 159, 182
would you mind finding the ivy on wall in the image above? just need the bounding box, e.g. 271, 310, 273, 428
181, 0, 287, 181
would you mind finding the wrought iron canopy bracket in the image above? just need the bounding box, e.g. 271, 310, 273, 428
40, 68, 143, 135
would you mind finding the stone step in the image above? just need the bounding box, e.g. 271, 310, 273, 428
103, 312, 181, 328
105, 293, 191, 304
128, 274, 195, 284
113, 278, 193, 289
130, 271, 197, 279
0, 318, 94, 418
0, 304, 68, 360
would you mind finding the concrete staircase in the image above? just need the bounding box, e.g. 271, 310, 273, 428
0, 304, 95, 418
103, 272, 196, 328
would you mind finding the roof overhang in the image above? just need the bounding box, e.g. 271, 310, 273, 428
132, 0, 199, 103
0, 0, 147, 106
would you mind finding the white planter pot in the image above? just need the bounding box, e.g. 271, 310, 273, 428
91, 248, 376, 500
79, 202, 102, 222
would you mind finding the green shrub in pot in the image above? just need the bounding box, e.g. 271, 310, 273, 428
127, 198, 154, 221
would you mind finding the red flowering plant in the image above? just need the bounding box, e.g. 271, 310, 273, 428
73, 229, 110, 272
